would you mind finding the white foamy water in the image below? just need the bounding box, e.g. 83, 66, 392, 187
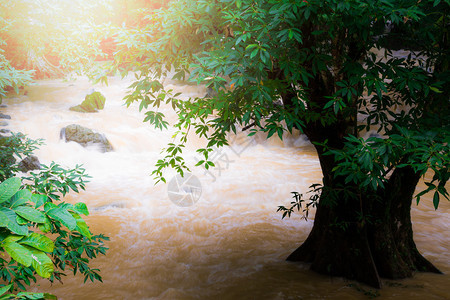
2, 76, 448, 299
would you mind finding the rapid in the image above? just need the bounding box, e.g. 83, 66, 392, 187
2, 76, 449, 299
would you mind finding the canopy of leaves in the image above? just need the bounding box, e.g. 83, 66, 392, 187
99, 0, 448, 206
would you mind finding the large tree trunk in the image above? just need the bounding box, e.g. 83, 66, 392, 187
287, 141, 442, 288
368, 166, 442, 278
287, 136, 382, 287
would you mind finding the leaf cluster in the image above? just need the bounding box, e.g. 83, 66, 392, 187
0, 134, 43, 182
0, 134, 108, 297
94, 0, 449, 210
277, 184, 322, 220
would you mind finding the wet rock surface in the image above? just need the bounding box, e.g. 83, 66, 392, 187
18, 155, 41, 172
60, 124, 113, 152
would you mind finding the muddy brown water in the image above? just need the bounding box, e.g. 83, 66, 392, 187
3, 76, 449, 299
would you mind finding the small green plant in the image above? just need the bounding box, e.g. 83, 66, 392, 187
277, 184, 321, 220
0, 134, 108, 298
0, 133, 44, 182
0, 52, 34, 102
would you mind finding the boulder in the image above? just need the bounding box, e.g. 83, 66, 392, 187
0, 113, 11, 119
205, 86, 218, 98
18, 155, 41, 172
69, 90, 106, 113
60, 124, 113, 153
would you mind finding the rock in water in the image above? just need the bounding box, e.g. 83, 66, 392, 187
69, 91, 106, 113
18, 155, 41, 172
60, 124, 113, 153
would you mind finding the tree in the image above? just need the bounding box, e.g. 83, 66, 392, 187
99, 0, 448, 288
0, 0, 125, 81
0, 0, 172, 88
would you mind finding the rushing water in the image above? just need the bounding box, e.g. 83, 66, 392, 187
2, 76, 449, 299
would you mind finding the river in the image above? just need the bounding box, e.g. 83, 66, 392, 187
2, 76, 449, 299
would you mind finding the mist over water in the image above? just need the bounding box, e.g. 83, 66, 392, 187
3, 76, 449, 299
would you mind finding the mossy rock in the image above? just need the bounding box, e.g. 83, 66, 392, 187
70, 91, 106, 113
60, 124, 113, 153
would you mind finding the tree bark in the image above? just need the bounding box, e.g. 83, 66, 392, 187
287, 147, 442, 288
287, 134, 382, 287
368, 166, 442, 278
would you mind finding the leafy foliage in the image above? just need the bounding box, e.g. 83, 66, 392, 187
0, 8, 34, 101
100, 0, 449, 211
0, 135, 108, 297
0, 0, 117, 78
277, 184, 321, 220
0, 57, 34, 103
0, 0, 173, 84
0, 134, 43, 182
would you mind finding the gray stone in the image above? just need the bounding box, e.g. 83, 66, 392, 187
0, 129, 10, 134
0, 121, 8, 126
205, 87, 218, 98
60, 124, 113, 153
0, 113, 11, 119
18, 155, 41, 172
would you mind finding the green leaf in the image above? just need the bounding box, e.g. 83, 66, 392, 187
250, 48, 258, 59
245, 44, 257, 50
3, 241, 32, 267
71, 212, 91, 240
43, 293, 58, 300
47, 207, 77, 230
324, 100, 334, 109
31, 194, 47, 208
304, 8, 310, 20
15, 292, 57, 300
0, 208, 29, 235
74, 202, 89, 216
433, 192, 440, 210
27, 246, 54, 278
0, 177, 21, 204
14, 206, 46, 224
44, 202, 57, 212
16, 215, 28, 225
16, 292, 45, 299
19, 232, 54, 253
429, 86, 442, 93
10, 189, 32, 208
0, 284, 12, 296
38, 217, 52, 233
277, 128, 284, 140
2, 235, 23, 244
0, 211, 9, 228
